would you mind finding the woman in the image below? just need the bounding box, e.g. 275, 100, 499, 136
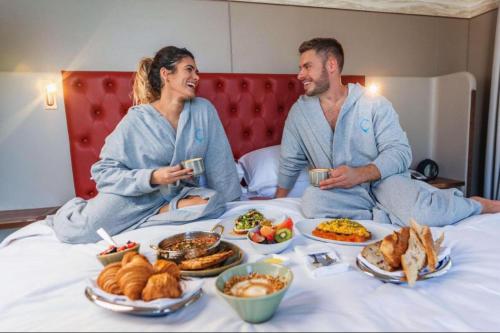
49, 46, 241, 243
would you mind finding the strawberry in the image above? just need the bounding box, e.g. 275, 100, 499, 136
277, 217, 294, 230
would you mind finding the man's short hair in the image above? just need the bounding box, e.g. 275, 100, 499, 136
299, 38, 344, 73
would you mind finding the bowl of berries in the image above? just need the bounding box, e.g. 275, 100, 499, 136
96, 241, 140, 266
247, 217, 294, 255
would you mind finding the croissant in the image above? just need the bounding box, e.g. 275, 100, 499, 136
116, 257, 154, 300
153, 260, 180, 280
97, 253, 183, 301
142, 273, 182, 301
97, 262, 123, 295
121, 252, 149, 266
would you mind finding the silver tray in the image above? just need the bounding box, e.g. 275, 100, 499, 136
84, 287, 203, 317
356, 255, 452, 284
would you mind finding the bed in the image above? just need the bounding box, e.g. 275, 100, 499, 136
1, 72, 499, 331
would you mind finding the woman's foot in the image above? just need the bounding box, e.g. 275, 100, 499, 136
158, 196, 208, 214
159, 203, 170, 214
177, 196, 208, 209
471, 196, 500, 214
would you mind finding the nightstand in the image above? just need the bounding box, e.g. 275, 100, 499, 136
427, 177, 465, 190
0, 207, 59, 230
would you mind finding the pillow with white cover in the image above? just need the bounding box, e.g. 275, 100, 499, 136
237, 145, 309, 198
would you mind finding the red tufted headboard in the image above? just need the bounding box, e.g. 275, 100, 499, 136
62, 71, 364, 199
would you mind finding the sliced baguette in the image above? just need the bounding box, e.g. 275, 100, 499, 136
410, 219, 438, 272
380, 227, 410, 269
361, 241, 394, 272
434, 232, 445, 254
401, 229, 426, 287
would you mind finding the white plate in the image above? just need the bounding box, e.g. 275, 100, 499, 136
295, 219, 395, 246
216, 207, 287, 240
356, 255, 452, 284
85, 279, 204, 317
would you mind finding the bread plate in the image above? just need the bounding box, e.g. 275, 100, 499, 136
356, 255, 452, 284
85, 287, 202, 317
295, 219, 395, 246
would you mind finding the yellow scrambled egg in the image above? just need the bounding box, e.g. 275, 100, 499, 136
316, 219, 370, 237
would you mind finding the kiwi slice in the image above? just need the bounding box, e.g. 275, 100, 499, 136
274, 228, 292, 243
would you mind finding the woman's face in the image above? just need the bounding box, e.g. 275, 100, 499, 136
163, 56, 199, 100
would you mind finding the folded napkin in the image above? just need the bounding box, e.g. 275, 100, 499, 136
295, 244, 350, 278
357, 246, 451, 278
88, 278, 204, 308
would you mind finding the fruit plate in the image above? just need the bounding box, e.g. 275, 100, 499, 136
180, 241, 245, 277
295, 219, 395, 246
216, 207, 286, 240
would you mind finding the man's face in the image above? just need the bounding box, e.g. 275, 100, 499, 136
297, 50, 330, 96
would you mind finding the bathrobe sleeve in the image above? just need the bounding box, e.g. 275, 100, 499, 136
203, 102, 242, 202
91, 111, 158, 196
371, 99, 412, 180
278, 106, 309, 190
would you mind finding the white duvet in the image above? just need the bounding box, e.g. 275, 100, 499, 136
1, 198, 500, 332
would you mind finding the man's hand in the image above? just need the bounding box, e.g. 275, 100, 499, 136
150, 165, 192, 186
319, 164, 381, 190
275, 187, 290, 198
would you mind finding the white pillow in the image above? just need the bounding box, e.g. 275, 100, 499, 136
237, 145, 309, 198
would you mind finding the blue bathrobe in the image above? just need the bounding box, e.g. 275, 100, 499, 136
278, 83, 481, 226
48, 98, 241, 243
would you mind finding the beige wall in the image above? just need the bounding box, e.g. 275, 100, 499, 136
230, 2, 469, 76
468, 9, 498, 195
0, 0, 232, 72
1, 0, 471, 76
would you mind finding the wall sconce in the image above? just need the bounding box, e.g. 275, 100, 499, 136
44, 83, 57, 110
367, 83, 380, 96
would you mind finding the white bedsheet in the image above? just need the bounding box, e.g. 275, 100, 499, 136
1, 198, 500, 332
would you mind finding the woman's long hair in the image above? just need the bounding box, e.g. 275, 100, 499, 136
132, 46, 195, 105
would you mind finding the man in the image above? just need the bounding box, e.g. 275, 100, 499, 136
276, 37, 500, 226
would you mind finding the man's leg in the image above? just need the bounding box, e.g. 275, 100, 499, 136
372, 174, 482, 227
470, 196, 500, 213
301, 185, 374, 220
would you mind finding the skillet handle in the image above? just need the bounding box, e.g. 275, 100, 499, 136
150, 244, 170, 259
211, 224, 224, 235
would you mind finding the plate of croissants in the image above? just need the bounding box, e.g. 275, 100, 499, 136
85, 251, 203, 316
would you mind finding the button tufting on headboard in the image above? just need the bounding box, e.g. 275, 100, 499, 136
62, 71, 364, 199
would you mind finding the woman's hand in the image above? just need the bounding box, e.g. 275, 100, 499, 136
150, 165, 192, 186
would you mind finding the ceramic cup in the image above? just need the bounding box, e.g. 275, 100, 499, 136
181, 157, 205, 176
309, 168, 331, 187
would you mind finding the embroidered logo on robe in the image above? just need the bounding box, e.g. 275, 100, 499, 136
195, 128, 204, 143
360, 118, 370, 133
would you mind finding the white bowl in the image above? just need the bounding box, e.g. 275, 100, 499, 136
246, 233, 294, 255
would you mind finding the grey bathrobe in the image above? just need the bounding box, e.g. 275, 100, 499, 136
278, 83, 481, 226
48, 98, 241, 243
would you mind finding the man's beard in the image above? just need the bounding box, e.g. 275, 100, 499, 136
305, 67, 330, 96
